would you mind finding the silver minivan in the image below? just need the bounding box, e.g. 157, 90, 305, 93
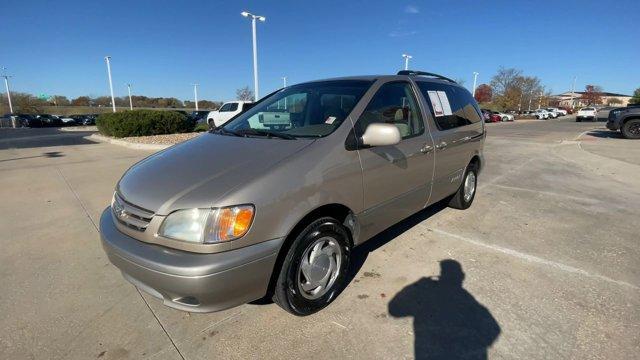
101, 71, 484, 316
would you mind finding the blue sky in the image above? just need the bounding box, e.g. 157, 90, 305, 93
1, 0, 638, 101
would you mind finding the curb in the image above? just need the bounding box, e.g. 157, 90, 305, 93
59, 126, 98, 132
87, 133, 171, 151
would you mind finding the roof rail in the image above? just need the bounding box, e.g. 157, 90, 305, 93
397, 70, 457, 84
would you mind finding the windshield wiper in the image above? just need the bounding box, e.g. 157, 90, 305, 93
235, 128, 296, 140
215, 127, 242, 137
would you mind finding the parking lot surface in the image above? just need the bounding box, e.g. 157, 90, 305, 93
1, 118, 639, 359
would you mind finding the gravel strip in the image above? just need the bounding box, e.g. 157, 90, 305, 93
122, 132, 203, 145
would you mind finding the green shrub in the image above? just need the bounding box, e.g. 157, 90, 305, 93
96, 110, 194, 137
194, 122, 209, 132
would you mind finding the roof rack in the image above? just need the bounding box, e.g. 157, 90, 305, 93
397, 70, 457, 84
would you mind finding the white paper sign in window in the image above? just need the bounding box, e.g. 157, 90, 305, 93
436, 91, 453, 116
427, 91, 444, 117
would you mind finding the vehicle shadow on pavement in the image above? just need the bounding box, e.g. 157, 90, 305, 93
0, 151, 65, 163
584, 129, 623, 139
388, 260, 501, 360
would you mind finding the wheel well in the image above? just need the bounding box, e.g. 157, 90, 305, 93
469, 155, 481, 171
623, 116, 640, 125
262, 203, 354, 300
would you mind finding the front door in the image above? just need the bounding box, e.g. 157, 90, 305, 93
354, 81, 435, 241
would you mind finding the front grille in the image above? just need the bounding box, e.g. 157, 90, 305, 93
112, 192, 154, 231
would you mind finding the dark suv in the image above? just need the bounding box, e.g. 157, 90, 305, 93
607, 105, 640, 139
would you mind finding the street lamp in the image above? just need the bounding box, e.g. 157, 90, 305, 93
127, 83, 133, 110
281, 76, 287, 109
402, 54, 412, 70
241, 11, 266, 101
104, 56, 116, 113
472, 71, 479, 97
192, 83, 199, 111
1, 67, 14, 115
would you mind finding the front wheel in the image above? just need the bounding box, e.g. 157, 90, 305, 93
273, 217, 351, 316
621, 119, 640, 139
449, 163, 478, 210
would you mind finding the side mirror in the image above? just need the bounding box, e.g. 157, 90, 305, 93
361, 123, 401, 147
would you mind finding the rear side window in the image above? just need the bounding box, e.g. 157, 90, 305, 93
417, 82, 481, 130
356, 82, 424, 140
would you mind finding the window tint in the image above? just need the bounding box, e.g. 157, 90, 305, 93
228, 103, 238, 112
219, 103, 231, 112
416, 82, 480, 130
356, 82, 424, 139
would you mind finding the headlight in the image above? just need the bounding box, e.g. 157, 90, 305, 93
158, 205, 254, 244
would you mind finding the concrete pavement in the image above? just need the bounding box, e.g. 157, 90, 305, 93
1, 119, 638, 359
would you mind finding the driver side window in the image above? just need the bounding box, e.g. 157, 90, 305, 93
356, 82, 424, 139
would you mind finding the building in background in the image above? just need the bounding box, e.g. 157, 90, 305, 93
553, 91, 632, 107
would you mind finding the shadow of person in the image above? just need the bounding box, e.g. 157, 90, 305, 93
389, 260, 500, 360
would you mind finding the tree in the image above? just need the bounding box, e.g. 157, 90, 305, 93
50, 95, 70, 106
582, 85, 603, 105
12, 92, 47, 114
474, 84, 492, 103
236, 86, 254, 101
629, 88, 640, 105
71, 96, 91, 106
490, 67, 526, 110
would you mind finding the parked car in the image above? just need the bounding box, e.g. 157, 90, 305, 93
607, 106, 640, 139
546, 107, 565, 117
493, 111, 514, 121
531, 109, 550, 119
206, 101, 253, 128
58, 115, 77, 125
189, 110, 210, 124
559, 106, 574, 114
100, 71, 485, 316
17, 114, 42, 127
37, 114, 64, 127
576, 107, 597, 122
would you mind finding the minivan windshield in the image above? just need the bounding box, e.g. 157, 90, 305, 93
221, 80, 372, 138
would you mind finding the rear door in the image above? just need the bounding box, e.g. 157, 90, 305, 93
415, 81, 484, 203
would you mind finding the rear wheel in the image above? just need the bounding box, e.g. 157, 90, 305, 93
273, 217, 351, 316
449, 163, 478, 210
621, 119, 640, 139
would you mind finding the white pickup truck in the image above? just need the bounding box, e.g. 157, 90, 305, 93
207, 101, 253, 128
576, 107, 596, 122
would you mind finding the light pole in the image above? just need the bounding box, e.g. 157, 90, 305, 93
472, 71, 479, 97
104, 56, 116, 113
127, 83, 133, 110
402, 54, 412, 70
191, 83, 199, 111
570, 76, 577, 109
281, 76, 287, 109
241, 11, 266, 101
1, 67, 13, 115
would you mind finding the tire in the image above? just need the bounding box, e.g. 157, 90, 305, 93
449, 163, 478, 210
576, 118, 582, 122
502, 116, 508, 122
621, 119, 640, 139
273, 217, 351, 316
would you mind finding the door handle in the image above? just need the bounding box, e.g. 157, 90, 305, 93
452, 136, 472, 144
420, 144, 434, 154
435, 141, 448, 150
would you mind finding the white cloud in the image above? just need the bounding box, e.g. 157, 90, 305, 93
404, 5, 419, 14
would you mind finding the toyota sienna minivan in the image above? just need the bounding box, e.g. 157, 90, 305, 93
101, 70, 485, 316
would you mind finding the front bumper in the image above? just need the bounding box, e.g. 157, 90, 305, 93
606, 119, 619, 130
100, 208, 283, 312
